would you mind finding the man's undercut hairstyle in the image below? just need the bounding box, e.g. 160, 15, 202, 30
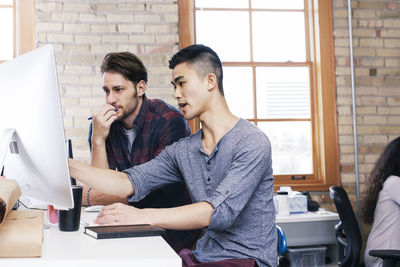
101, 52, 148, 86
169, 44, 224, 95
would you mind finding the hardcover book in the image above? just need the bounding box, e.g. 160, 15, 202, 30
84, 224, 166, 239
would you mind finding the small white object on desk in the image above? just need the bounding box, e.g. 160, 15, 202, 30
277, 191, 290, 216
84, 205, 104, 212
288, 193, 307, 214
81, 210, 100, 227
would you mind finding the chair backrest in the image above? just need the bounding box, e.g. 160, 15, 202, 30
276, 225, 287, 255
329, 186, 363, 267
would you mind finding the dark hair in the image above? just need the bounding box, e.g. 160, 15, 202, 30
168, 44, 224, 95
101, 52, 148, 85
362, 136, 400, 224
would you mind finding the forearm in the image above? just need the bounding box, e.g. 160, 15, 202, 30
86, 187, 129, 206
69, 158, 134, 197
147, 201, 214, 230
91, 141, 109, 169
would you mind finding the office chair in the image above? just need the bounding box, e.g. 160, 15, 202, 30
277, 225, 290, 267
329, 185, 400, 267
277, 225, 287, 255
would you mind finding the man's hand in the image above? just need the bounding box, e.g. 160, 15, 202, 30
95, 203, 148, 225
91, 104, 119, 145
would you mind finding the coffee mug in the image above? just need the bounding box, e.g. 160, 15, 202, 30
58, 185, 83, 231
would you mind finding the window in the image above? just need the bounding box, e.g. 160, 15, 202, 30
0, 0, 14, 61
0, 0, 35, 63
178, 0, 339, 190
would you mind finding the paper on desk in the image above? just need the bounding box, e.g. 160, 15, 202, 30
80, 210, 99, 227
0, 178, 22, 226
0, 209, 44, 257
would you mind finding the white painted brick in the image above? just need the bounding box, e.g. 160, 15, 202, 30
79, 13, 106, 23
151, 4, 177, 12
80, 97, 105, 107
79, 75, 102, 86
47, 33, 74, 43
129, 34, 155, 44
63, 3, 92, 12
51, 12, 79, 22
36, 22, 63, 31
90, 44, 118, 54
134, 14, 161, 23
75, 35, 102, 44
117, 3, 146, 12
107, 14, 134, 23
64, 65, 93, 74
65, 86, 92, 97
36, 2, 62, 12
63, 44, 90, 53
103, 34, 129, 43
118, 24, 145, 33
91, 24, 117, 33
64, 23, 91, 33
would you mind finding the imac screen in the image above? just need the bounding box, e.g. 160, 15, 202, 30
0, 45, 74, 210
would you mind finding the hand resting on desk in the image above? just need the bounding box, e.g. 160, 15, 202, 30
95, 203, 154, 226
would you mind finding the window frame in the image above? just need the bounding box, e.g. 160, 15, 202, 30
178, 0, 339, 191
0, 0, 35, 64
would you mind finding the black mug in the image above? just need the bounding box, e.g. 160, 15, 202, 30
58, 185, 83, 231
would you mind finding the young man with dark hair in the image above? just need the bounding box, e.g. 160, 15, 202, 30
83, 51, 200, 252
70, 45, 276, 267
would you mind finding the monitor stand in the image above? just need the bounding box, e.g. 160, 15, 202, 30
0, 129, 20, 209
1, 128, 50, 211
0, 129, 18, 176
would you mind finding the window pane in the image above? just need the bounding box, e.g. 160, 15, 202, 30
0, 8, 13, 60
252, 0, 304, 9
195, 0, 248, 8
223, 67, 254, 119
258, 121, 313, 175
196, 11, 250, 62
1, 0, 13, 5
252, 12, 306, 62
256, 67, 310, 119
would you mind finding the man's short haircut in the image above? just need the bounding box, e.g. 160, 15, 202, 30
101, 52, 148, 85
169, 44, 224, 95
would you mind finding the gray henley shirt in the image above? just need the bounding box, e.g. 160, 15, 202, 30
124, 118, 277, 267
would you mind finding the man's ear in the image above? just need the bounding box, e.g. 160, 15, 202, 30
136, 80, 146, 97
207, 73, 218, 92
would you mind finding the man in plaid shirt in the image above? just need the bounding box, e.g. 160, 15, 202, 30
84, 52, 200, 252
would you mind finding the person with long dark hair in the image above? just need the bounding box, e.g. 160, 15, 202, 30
362, 136, 400, 267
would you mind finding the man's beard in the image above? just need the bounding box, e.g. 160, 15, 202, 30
117, 95, 139, 122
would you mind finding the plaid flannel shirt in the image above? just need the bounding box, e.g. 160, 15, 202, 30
89, 96, 201, 252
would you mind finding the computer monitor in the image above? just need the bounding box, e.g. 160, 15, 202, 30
0, 44, 74, 210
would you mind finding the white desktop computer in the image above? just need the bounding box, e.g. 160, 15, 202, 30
0, 44, 74, 210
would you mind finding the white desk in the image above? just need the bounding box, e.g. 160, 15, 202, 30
276, 209, 340, 266
0, 211, 181, 267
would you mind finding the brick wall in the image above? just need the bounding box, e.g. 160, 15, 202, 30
332, 0, 400, 244
36, 0, 179, 161
36, 0, 400, 246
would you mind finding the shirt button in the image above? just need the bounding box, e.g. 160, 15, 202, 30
207, 177, 211, 182
207, 161, 211, 165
